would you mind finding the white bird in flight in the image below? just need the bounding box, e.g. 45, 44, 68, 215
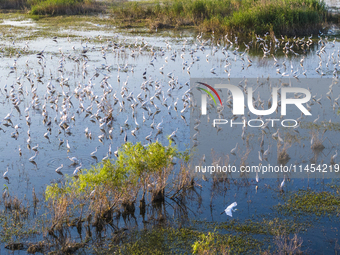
280, 175, 286, 191
221, 202, 237, 217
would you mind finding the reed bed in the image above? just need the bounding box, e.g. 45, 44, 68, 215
112, 0, 328, 35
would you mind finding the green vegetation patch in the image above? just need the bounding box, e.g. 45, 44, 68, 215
0, 194, 41, 244
214, 218, 309, 235
45, 140, 187, 201
29, 0, 98, 15
192, 231, 261, 254
301, 121, 340, 131
98, 226, 262, 255
276, 189, 340, 216
225, 0, 326, 35
45, 141, 191, 235
110, 227, 199, 254
111, 0, 328, 36
0, 213, 39, 243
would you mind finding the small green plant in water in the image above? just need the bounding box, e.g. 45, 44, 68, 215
46, 140, 187, 198
45, 140, 190, 228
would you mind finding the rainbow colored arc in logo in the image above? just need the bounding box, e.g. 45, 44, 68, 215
196, 82, 223, 106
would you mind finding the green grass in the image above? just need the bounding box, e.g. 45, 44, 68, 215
44, 140, 191, 234
112, 0, 328, 35
226, 0, 326, 35
276, 189, 340, 216
96, 225, 263, 254
45, 140, 186, 201
29, 0, 96, 15
0, 0, 28, 9
0, 0, 330, 35
100, 218, 305, 254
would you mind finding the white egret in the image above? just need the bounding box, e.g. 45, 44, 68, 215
331, 150, 338, 164
68, 156, 79, 164
55, 164, 63, 175
3, 167, 8, 180
280, 175, 285, 190
73, 163, 82, 176
263, 145, 270, 157
145, 131, 152, 142
102, 153, 109, 160
108, 144, 112, 155
230, 143, 238, 155
29, 151, 38, 162
91, 147, 98, 156
32, 144, 39, 152
66, 140, 70, 150
221, 202, 238, 217
43, 131, 49, 139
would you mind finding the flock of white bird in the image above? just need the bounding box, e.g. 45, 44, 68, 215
1, 30, 339, 218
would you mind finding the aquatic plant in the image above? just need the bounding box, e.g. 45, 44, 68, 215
225, 0, 327, 36
276, 189, 340, 216
273, 233, 303, 255
45, 140, 190, 233
29, 0, 97, 15
192, 231, 260, 254
111, 0, 328, 36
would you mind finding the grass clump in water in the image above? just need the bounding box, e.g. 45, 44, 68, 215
192, 231, 261, 254
225, 0, 327, 36
276, 189, 340, 216
215, 218, 308, 235
0, 191, 42, 250
100, 226, 262, 254
112, 0, 328, 35
45, 140, 191, 233
29, 0, 97, 15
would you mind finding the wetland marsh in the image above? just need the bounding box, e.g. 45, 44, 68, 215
0, 0, 340, 254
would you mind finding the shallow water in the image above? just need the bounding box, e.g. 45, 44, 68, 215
0, 18, 340, 253
325, 0, 340, 9
1, 20, 36, 27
